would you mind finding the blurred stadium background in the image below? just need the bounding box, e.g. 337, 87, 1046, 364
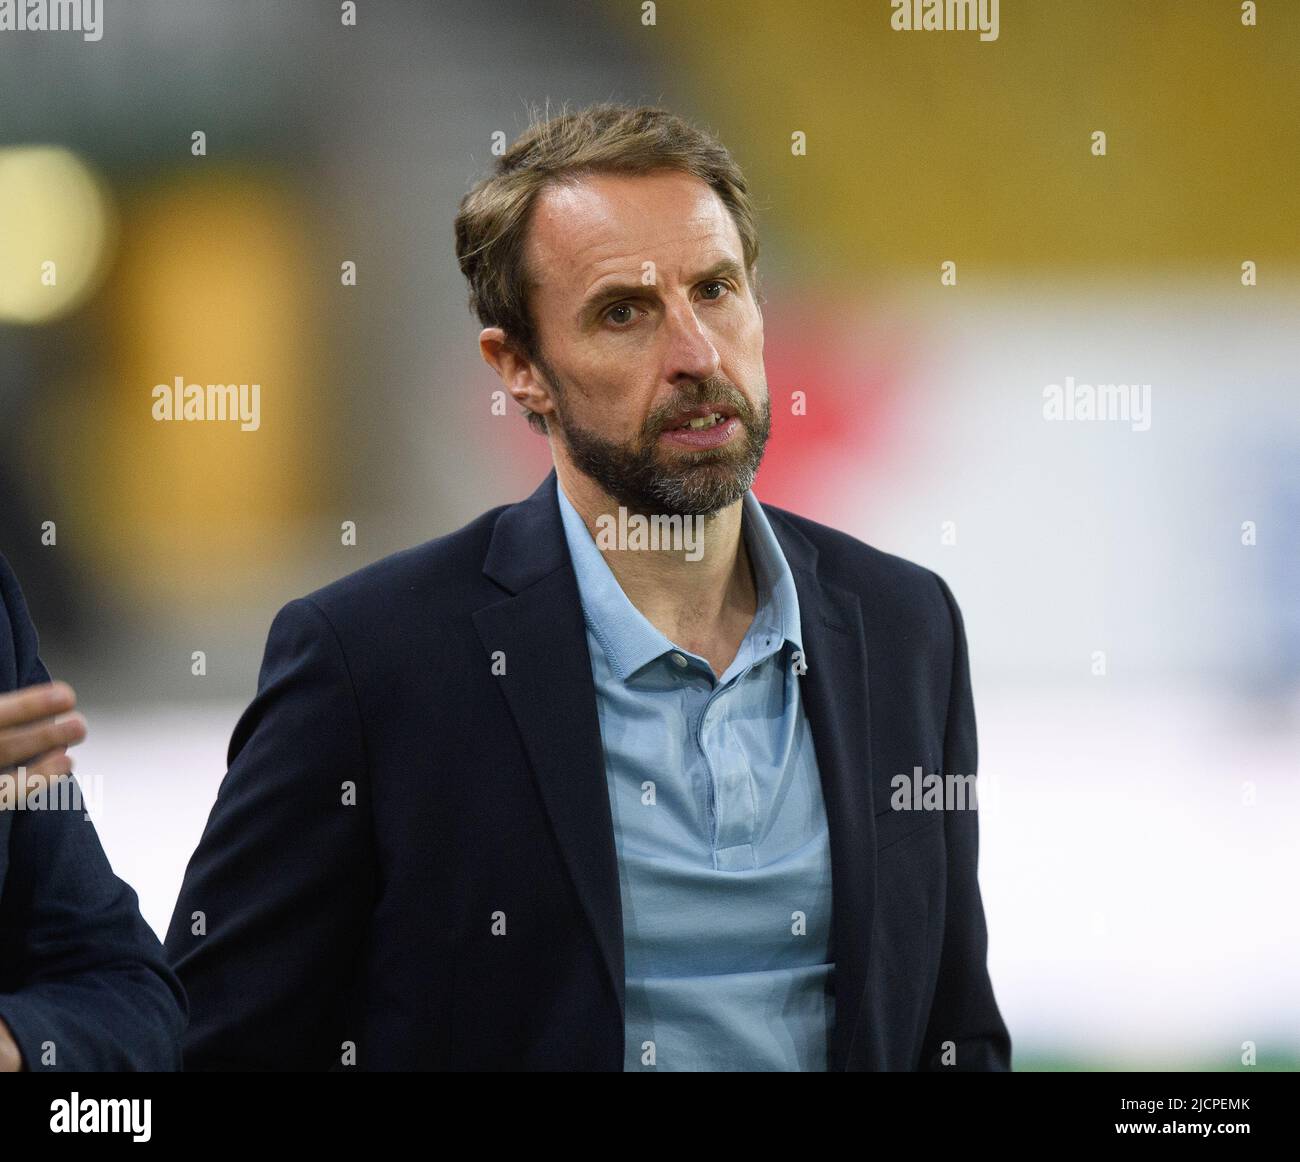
1, 0, 1296, 1070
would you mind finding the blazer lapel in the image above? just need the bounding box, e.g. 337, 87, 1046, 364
472, 469, 628, 1030
764, 504, 878, 1072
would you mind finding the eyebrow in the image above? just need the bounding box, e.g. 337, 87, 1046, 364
576, 257, 746, 327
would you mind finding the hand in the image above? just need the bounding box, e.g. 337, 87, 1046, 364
0, 1017, 21, 1072
0, 681, 87, 810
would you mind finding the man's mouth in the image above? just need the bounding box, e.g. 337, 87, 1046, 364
664, 405, 738, 431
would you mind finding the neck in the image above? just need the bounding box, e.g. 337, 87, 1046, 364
555, 463, 758, 652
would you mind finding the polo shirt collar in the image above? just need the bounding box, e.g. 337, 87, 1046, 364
556, 478, 804, 682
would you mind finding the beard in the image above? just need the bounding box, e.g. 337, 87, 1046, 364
535, 352, 772, 520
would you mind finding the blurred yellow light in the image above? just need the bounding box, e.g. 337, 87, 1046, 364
0, 146, 113, 323
29, 169, 327, 604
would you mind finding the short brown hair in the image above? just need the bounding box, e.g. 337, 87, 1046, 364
453, 101, 762, 434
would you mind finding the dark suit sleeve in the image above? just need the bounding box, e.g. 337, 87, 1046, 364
163, 597, 376, 1070
0, 555, 187, 1071
916, 572, 1012, 1071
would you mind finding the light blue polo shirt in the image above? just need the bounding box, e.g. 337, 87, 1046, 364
556, 479, 836, 1071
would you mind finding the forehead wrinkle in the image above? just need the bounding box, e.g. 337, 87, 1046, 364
527, 179, 743, 310
564, 235, 742, 323
585, 222, 731, 280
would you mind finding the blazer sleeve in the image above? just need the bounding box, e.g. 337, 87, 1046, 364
0, 554, 187, 1071
916, 572, 1012, 1071
163, 597, 377, 1070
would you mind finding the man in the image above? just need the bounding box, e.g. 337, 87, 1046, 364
0, 553, 186, 1071
166, 102, 1010, 1070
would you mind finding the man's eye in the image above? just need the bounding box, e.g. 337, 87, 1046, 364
700, 280, 729, 300
605, 303, 637, 326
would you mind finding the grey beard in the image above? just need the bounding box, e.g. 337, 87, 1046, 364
558, 398, 771, 519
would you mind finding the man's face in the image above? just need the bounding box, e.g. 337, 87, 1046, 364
522, 168, 771, 518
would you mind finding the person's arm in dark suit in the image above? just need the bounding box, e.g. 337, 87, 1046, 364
0, 554, 187, 1071
164, 597, 376, 1070
917, 573, 1012, 1071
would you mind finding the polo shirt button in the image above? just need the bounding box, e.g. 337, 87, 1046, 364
671, 652, 688, 667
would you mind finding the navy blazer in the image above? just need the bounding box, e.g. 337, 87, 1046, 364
166, 468, 1011, 1071
0, 554, 186, 1071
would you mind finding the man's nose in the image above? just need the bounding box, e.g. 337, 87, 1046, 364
661, 298, 722, 384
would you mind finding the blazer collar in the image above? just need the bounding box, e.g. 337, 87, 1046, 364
474, 467, 877, 1071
